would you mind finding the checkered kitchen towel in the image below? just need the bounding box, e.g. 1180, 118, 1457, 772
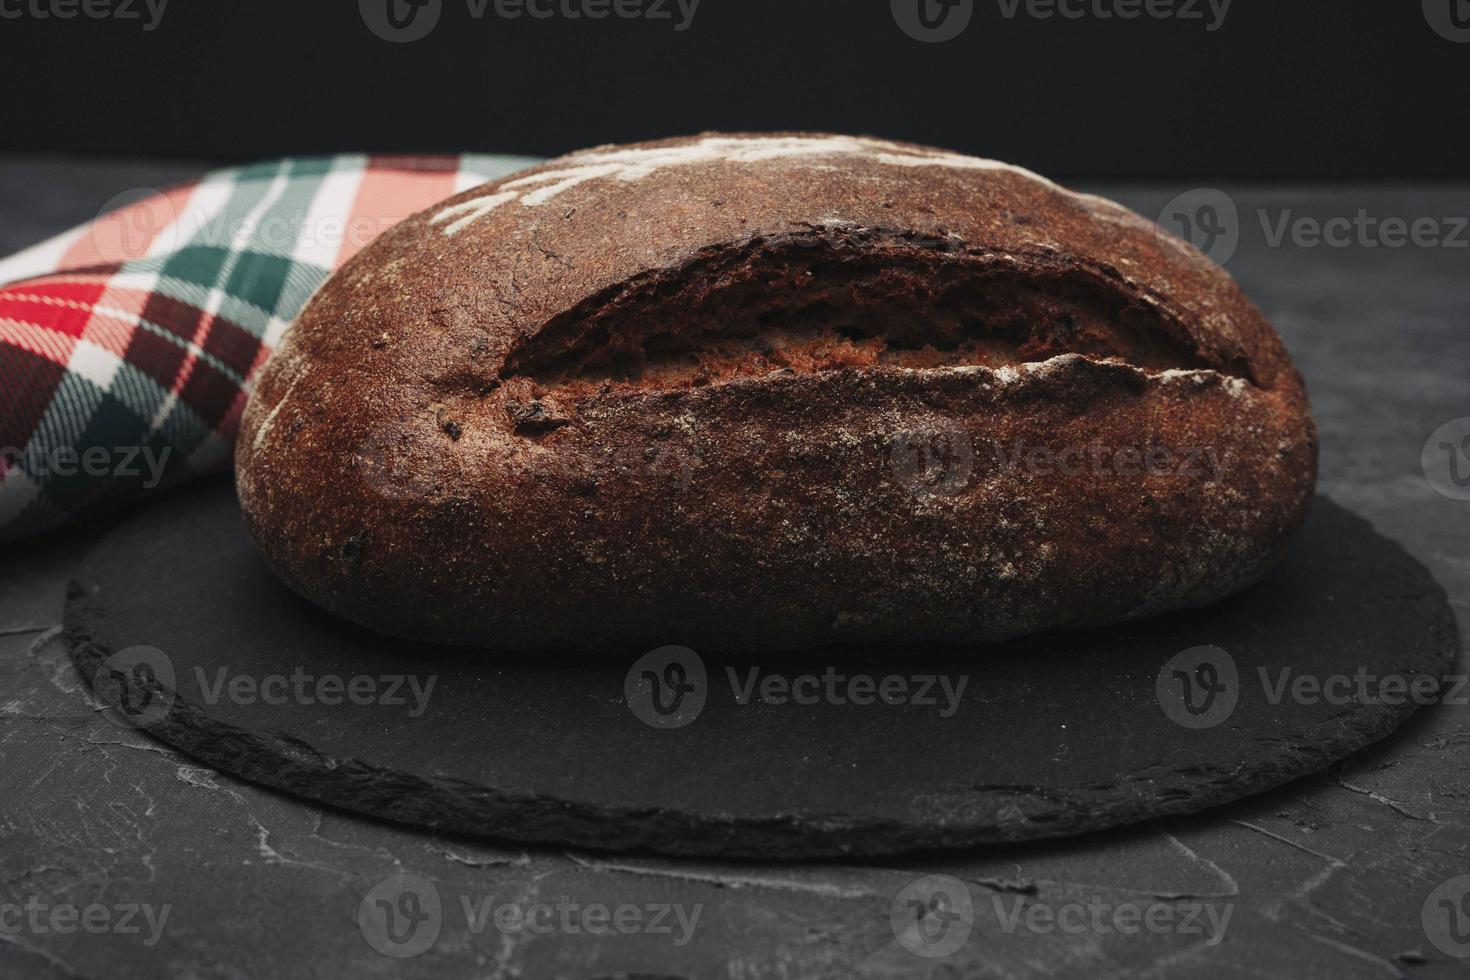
0, 153, 540, 543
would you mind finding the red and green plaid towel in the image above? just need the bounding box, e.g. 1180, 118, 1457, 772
0, 153, 540, 543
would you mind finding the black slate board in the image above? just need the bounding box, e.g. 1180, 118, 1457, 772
64, 481, 1459, 859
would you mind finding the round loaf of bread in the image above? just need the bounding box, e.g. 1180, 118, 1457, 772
236, 133, 1317, 653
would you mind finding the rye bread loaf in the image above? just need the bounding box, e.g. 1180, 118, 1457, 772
235, 133, 1317, 653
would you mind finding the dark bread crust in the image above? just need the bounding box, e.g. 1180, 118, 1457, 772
236, 134, 1317, 652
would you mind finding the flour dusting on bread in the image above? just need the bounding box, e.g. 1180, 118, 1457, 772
431, 135, 1060, 236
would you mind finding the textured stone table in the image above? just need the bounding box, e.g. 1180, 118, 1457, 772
2, 158, 1467, 979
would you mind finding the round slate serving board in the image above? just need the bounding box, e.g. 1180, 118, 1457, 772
65, 482, 1459, 859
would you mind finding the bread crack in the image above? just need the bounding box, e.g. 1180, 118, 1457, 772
497, 231, 1236, 399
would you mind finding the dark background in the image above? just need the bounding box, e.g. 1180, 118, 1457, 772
0, 0, 1466, 180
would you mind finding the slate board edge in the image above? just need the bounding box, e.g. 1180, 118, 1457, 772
61, 507, 1461, 861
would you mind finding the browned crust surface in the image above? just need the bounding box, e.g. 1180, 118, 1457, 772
236, 133, 1317, 652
